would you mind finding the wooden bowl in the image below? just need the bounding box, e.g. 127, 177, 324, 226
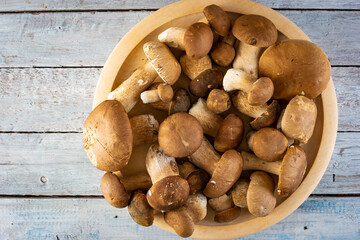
93, 0, 338, 239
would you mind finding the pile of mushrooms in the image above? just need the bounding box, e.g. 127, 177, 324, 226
82, 3, 331, 238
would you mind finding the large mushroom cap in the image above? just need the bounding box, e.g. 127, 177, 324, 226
278, 145, 307, 197
158, 112, 203, 157
128, 190, 154, 227
184, 23, 214, 59
203, 4, 231, 37
203, 150, 243, 198
259, 39, 331, 100
100, 172, 129, 208
147, 175, 190, 212
83, 100, 132, 171
232, 14, 278, 47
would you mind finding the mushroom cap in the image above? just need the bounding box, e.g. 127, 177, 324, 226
169, 88, 192, 115
83, 100, 132, 171
203, 4, 231, 37
146, 175, 190, 211
214, 207, 242, 223
248, 77, 274, 106
184, 23, 214, 59
206, 89, 231, 114
278, 145, 307, 197
214, 113, 244, 152
247, 171, 276, 217
210, 42, 235, 67
208, 194, 234, 212
250, 100, 281, 130
232, 179, 250, 208
259, 39, 331, 100
189, 68, 223, 97
158, 83, 174, 102
178, 162, 197, 179
187, 169, 210, 195
184, 193, 208, 222
100, 172, 129, 208
158, 112, 203, 157
143, 41, 181, 85
128, 190, 154, 227
251, 127, 288, 162
203, 149, 243, 198
164, 207, 194, 238
232, 14, 278, 47
281, 95, 317, 144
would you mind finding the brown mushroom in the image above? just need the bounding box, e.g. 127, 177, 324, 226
158, 27, 187, 50
210, 41, 235, 67
184, 23, 213, 59
129, 114, 159, 147
140, 83, 174, 103
242, 146, 307, 197
203, 4, 231, 37
180, 54, 212, 80
214, 207, 242, 223
206, 89, 231, 114
232, 179, 250, 208
208, 193, 234, 212
247, 171, 276, 217
178, 162, 197, 179
232, 15, 278, 78
178, 162, 210, 195
189, 68, 223, 97
128, 190, 154, 227
259, 39, 331, 100
100, 171, 152, 208
146, 144, 190, 211
247, 127, 288, 161
214, 113, 244, 152
281, 95, 318, 144
147, 88, 191, 115
83, 100, 132, 171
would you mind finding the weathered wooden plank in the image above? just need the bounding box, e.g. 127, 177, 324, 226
0, 196, 358, 239
1, 67, 357, 132
0, 11, 359, 67
0, 0, 359, 11
0, 132, 358, 195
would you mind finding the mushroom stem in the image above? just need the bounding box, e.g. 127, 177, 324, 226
140, 89, 160, 103
180, 54, 212, 80
189, 137, 220, 175
158, 27, 186, 50
223, 68, 255, 92
241, 151, 281, 175
107, 62, 158, 112
114, 171, 153, 193
130, 114, 159, 147
141, 83, 174, 104
233, 41, 261, 78
232, 91, 267, 118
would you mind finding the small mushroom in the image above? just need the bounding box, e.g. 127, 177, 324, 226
281, 95, 317, 144
232, 91, 281, 129
241, 146, 307, 197
184, 23, 213, 59
223, 69, 274, 105
158, 27, 187, 50
247, 171, 276, 217
208, 193, 234, 212
100, 171, 152, 208
203, 4, 231, 37
140, 83, 174, 103
180, 54, 212, 80
178, 162, 197, 179
189, 68, 223, 97
143, 41, 181, 85
214, 114, 243, 152
129, 114, 159, 147
189, 98, 224, 137
186, 169, 210, 195
146, 144, 190, 211
214, 207, 242, 223
232, 15, 278, 78
232, 179, 250, 208
210, 41, 235, 67
128, 190, 154, 227
259, 39, 331, 100
247, 127, 288, 161
206, 89, 231, 114
158, 112, 203, 158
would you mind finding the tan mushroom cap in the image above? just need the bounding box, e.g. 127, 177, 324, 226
184, 23, 214, 59
281, 95, 317, 144
210, 41, 235, 67
250, 127, 288, 162
248, 77, 274, 106
206, 89, 231, 114
250, 100, 281, 130
100, 172, 130, 208
203, 149, 243, 198
278, 145, 307, 197
247, 171, 276, 217
164, 207, 194, 238
203, 4, 231, 37
180, 54, 212, 80
158, 83, 174, 102
184, 193, 208, 223
214, 114, 244, 152
232, 179, 250, 208
147, 175, 190, 211
128, 190, 154, 227
214, 207, 242, 223
83, 100, 132, 172
232, 14, 278, 47
187, 169, 210, 195
259, 39, 331, 100
208, 194, 234, 212
189, 68, 223, 97
158, 113, 203, 157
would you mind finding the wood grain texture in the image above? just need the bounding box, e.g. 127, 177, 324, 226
0, 132, 358, 195
0, 11, 359, 67
0, 0, 359, 11
0, 196, 358, 240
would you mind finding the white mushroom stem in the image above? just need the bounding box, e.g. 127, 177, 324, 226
158, 27, 186, 50
189, 98, 223, 137
232, 91, 267, 118
107, 61, 157, 112
140, 89, 160, 104
130, 114, 159, 147
145, 144, 179, 184
241, 151, 281, 175
233, 41, 261, 78
140, 83, 173, 104
189, 137, 220, 175
113, 171, 152, 192
223, 68, 256, 92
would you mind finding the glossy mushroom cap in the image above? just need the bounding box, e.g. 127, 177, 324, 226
259, 39, 331, 100
83, 100, 132, 171
214, 114, 244, 152
189, 68, 223, 97
278, 145, 307, 197
100, 172, 130, 208
210, 42, 235, 67
203, 4, 231, 37
232, 14, 278, 47
203, 150, 243, 198
128, 190, 154, 227
250, 100, 281, 130
184, 23, 214, 59
158, 112, 203, 157
247, 77, 274, 106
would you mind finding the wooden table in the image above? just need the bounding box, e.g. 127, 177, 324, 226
0, 0, 359, 239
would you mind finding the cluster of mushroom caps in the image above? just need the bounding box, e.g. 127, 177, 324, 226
82, 4, 331, 238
